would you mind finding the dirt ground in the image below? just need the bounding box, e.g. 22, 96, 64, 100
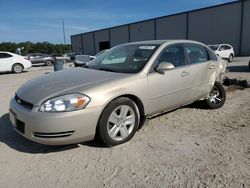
0, 58, 249, 188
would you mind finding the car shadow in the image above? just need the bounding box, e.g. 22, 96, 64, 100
227, 65, 250, 73
0, 113, 80, 154
0, 71, 28, 75
0, 113, 109, 153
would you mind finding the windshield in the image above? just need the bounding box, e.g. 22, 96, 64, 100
86, 44, 159, 73
208, 45, 219, 51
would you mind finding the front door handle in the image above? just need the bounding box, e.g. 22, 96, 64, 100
181, 71, 190, 77
209, 65, 216, 70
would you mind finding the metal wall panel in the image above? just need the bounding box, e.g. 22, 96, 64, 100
110, 25, 129, 47
188, 2, 242, 55
94, 29, 109, 53
241, 0, 250, 55
130, 20, 155, 42
156, 14, 187, 40
71, 1, 250, 56
82, 33, 95, 55
71, 35, 82, 54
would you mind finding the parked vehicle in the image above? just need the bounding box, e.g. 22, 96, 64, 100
95, 49, 109, 57
208, 44, 234, 62
27, 53, 53, 66
74, 55, 95, 67
0, 51, 32, 73
9, 40, 226, 146
50, 53, 70, 62
66, 53, 80, 61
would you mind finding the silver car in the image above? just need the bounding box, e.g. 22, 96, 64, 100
9, 40, 226, 146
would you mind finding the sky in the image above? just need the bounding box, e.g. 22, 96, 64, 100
0, 0, 236, 44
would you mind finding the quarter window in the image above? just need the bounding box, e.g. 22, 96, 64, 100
0, 53, 12, 58
185, 45, 209, 64
224, 45, 232, 50
157, 45, 186, 67
205, 47, 218, 61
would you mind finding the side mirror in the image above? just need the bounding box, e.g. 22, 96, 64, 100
155, 62, 175, 74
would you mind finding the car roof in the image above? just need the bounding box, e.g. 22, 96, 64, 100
122, 40, 204, 46
0, 51, 16, 55
208, 44, 232, 46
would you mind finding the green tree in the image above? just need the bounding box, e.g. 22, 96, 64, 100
0, 41, 71, 55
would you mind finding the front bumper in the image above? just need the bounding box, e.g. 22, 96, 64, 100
9, 97, 101, 145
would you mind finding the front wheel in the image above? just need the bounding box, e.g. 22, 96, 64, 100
97, 97, 139, 146
205, 82, 226, 109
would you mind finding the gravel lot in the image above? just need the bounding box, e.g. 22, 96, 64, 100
0, 58, 249, 188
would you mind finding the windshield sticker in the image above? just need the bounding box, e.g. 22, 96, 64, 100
138, 46, 156, 50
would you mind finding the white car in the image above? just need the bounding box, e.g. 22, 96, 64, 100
208, 44, 234, 62
74, 55, 96, 67
0, 51, 32, 73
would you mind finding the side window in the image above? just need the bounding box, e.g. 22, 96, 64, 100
157, 45, 186, 67
185, 45, 209, 64
0, 53, 12, 59
219, 45, 226, 51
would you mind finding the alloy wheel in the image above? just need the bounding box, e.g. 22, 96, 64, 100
208, 86, 223, 104
107, 105, 135, 141
13, 65, 23, 73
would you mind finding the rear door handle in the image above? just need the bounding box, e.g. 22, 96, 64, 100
181, 71, 190, 77
209, 65, 216, 70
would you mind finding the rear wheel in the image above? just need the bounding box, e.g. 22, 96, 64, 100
205, 82, 226, 109
228, 54, 233, 62
12, 63, 23, 73
97, 97, 139, 146
46, 61, 52, 66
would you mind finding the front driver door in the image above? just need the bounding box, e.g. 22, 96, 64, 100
147, 44, 194, 115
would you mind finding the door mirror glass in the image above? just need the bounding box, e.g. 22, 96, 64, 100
155, 62, 175, 74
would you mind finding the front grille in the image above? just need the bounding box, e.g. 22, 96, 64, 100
15, 119, 25, 134
33, 131, 74, 138
15, 95, 33, 110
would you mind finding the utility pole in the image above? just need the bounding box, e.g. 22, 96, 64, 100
62, 19, 66, 44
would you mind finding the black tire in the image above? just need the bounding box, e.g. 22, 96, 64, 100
97, 97, 139, 146
12, 63, 23, 73
46, 61, 52, 66
205, 81, 226, 109
228, 54, 233, 62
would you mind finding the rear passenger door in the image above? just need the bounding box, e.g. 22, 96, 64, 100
0, 53, 13, 71
184, 43, 216, 99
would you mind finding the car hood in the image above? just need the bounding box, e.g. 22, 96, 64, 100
16, 68, 128, 106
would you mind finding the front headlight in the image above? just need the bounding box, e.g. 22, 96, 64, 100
39, 94, 90, 112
